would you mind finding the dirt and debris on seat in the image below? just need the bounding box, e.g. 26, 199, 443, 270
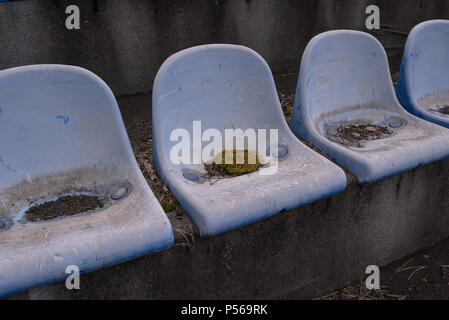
26, 195, 104, 222
326, 123, 393, 148
435, 105, 449, 115
204, 150, 261, 183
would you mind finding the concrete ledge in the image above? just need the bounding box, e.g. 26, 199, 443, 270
10, 157, 449, 299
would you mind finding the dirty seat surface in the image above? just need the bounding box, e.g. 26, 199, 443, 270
396, 20, 449, 129
0, 65, 173, 297
290, 30, 449, 184
152, 44, 347, 236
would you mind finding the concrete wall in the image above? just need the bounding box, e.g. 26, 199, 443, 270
10, 157, 449, 300
1, 0, 448, 96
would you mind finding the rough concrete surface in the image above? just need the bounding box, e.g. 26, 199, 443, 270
1, 0, 448, 96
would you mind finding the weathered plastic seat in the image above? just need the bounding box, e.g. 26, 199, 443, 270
290, 30, 449, 184
0, 65, 173, 297
152, 44, 347, 236
396, 20, 449, 128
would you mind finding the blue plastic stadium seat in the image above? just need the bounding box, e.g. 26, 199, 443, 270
396, 20, 449, 129
0, 65, 173, 297
152, 44, 347, 236
290, 30, 449, 184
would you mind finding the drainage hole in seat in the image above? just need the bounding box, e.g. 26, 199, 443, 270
387, 118, 404, 129
111, 187, 129, 200
183, 170, 200, 182
270, 144, 289, 159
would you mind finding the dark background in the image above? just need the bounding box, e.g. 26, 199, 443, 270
0, 0, 448, 95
